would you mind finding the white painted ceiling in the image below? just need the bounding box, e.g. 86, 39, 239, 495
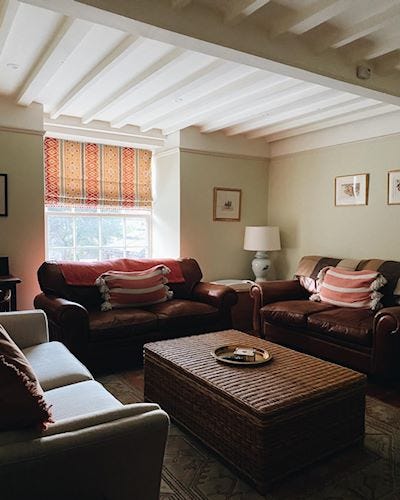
0, 0, 399, 146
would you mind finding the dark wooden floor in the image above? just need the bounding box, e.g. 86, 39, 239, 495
366, 380, 400, 407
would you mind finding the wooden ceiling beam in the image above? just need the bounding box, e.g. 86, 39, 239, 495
17, 16, 92, 106
270, 0, 349, 38
0, 0, 19, 58
50, 35, 144, 119
224, 0, 271, 26
81, 48, 189, 124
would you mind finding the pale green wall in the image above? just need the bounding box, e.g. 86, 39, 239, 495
0, 131, 45, 310
180, 151, 269, 281
268, 134, 400, 279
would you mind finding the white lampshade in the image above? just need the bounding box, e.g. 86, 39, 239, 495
244, 226, 281, 251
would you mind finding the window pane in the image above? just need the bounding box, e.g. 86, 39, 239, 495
101, 218, 124, 247
76, 248, 99, 261
46, 206, 68, 212
76, 206, 98, 213
100, 248, 124, 260
126, 218, 148, 247
47, 217, 73, 247
76, 217, 99, 246
126, 248, 148, 259
48, 248, 74, 260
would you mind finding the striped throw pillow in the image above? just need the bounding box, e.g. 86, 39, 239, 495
95, 265, 173, 311
310, 267, 387, 310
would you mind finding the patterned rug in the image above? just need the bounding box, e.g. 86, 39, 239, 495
98, 373, 400, 500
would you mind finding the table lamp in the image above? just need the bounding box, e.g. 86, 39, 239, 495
244, 226, 281, 282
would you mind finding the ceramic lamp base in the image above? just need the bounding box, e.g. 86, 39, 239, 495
251, 251, 271, 282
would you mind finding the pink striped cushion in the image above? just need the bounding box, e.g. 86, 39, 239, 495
310, 267, 387, 310
95, 265, 173, 311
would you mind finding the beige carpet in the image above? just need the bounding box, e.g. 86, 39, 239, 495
98, 373, 400, 500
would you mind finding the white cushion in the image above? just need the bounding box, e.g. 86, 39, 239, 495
44, 380, 122, 421
23, 341, 93, 391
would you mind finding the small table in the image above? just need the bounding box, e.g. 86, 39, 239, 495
144, 330, 366, 493
211, 280, 254, 332
0, 275, 21, 311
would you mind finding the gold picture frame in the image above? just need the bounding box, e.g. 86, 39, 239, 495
213, 187, 241, 221
387, 170, 400, 205
335, 173, 369, 206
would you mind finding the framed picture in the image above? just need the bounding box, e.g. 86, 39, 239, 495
213, 187, 241, 221
388, 170, 400, 205
335, 174, 369, 206
0, 174, 7, 216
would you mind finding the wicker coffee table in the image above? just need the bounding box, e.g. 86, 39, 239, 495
144, 330, 366, 492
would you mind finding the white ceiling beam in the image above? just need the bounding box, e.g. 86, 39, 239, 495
44, 114, 165, 148
229, 91, 360, 136
18, 0, 400, 104
44, 114, 164, 138
267, 104, 398, 142
0, 0, 19, 57
171, 0, 191, 9
81, 48, 189, 124
247, 99, 377, 139
318, 5, 400, 52
224, 0, 271, 26
364, 34, 400, 60
17, 17, 92, 106
270, 0, 349, 38
50, 35, 144, 119
161, 74, 292, 135
200, 83, 326, 134
112, 60, 243, 129
261, 99, 381, 139
373, 50, 400, 75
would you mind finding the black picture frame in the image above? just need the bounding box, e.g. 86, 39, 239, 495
0, 174, 8, 216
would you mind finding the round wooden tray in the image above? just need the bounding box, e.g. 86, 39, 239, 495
211, 344, 273, 366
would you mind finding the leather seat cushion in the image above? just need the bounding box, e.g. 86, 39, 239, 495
88, 309, 158, 340
147, 299, 218, 329
261, 300, 336, 328
307, 307, 374, 347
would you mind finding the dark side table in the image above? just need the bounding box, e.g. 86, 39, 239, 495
0, 275, 22, 311
211, 279, 255, 333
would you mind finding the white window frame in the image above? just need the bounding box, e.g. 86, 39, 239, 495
45, 206, 152, 261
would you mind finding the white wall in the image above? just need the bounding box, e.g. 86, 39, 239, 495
267, 134, 400, 279
152, 149, 181, 258
0, 131, 45, 309
180, 150, 269, 281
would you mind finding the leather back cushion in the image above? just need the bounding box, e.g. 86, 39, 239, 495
0, 324, 52, 430
37, 258, 203, 308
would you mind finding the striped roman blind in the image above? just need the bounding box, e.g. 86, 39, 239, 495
44, 137, 152, 208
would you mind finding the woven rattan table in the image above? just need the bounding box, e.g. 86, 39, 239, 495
144, 330, 366, 492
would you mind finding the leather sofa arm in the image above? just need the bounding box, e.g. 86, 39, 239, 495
191, 282, 238, 310
372, 306, 400, 379
34, 293, 89, 362
374, 306, 400, 335
250, 280, 308, 335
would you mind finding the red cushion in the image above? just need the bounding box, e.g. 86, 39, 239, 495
96, 264, 173, 311
0, 324, 52, 430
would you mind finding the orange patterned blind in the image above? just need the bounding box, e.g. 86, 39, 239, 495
44, 137, 152, 208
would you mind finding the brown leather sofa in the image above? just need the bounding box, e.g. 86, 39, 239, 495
34, 258, 237, 372
251, 255, 400, 379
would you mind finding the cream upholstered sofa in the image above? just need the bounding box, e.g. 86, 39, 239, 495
0, 310, 169, 500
